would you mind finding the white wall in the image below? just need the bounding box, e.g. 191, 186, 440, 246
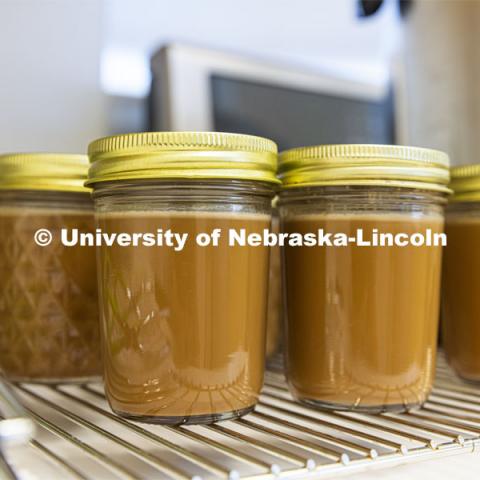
0, 0, 107, 153
0, 0, 400, 150
102, 0, 400, 97
403, 1, 480, 166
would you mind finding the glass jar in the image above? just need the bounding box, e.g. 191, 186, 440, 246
265, 203, 282, 361
278, 145, 450, 412
442, 165, 480, 381
87, 132, 278, 424
0, 154, 101, 382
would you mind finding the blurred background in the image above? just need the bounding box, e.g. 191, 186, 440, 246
0, 0, 477, 164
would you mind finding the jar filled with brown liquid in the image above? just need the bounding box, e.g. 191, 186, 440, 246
278, 145, 450, 412
0, 154, 101, 381
442, 165, 480, 382
87, 132, 278, 424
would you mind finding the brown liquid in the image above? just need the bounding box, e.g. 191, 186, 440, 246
266, 215, 282, 358
283, 213, 443, 410
97, 211, 270, 422
442, 216, 480, 381
0, 208, 101, 380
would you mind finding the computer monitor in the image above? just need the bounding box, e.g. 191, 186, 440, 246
150, 43, 403, 150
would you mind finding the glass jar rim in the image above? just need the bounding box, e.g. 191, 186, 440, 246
449, 163, 480, 201
0, 153, 90, 193
87, 132, 279, 186
278, 144, 451, 194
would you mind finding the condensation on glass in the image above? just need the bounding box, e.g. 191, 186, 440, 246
278, 145, 450, 412
87, 132, 278, 424
0, 154, 101, 382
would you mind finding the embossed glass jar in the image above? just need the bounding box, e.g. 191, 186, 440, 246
0, 154, 101, 382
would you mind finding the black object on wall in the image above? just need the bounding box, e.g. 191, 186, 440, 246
358, 0, 413, 18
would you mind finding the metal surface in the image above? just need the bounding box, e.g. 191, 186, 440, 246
0, 376, 36, 480
2, 357, 480, 479
0, 376, 35, 448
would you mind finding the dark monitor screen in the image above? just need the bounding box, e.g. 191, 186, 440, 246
211, 75, 395, 151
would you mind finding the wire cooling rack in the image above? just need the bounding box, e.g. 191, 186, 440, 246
2, 357, 480, 480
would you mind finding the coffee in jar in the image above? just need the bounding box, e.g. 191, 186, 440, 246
0, 154, 101, 381
442, 164, 480, 381
278, 145, 450, 412
87, 132, 278, 424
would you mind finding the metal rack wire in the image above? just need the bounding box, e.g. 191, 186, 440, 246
2, 357, 480, 479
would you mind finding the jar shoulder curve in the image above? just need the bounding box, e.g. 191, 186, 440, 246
278, 186, 446, 218
92, 179, 275, 215
0, 190, 93, 212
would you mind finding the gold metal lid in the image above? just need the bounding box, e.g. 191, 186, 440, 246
279, 144, 451, 193
87, 131, 279, 186
0, 153, 90, 193
450, 163, 480, 201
